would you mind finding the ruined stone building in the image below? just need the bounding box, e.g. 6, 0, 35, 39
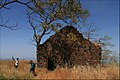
37, 26, 101, 70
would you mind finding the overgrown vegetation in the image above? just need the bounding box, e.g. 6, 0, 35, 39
0, 60, 119, 79
37, 26, 101, 70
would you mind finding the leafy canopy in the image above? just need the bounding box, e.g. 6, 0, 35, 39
28, 0, 90, 45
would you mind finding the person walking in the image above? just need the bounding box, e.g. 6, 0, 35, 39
29, 60, 37, 76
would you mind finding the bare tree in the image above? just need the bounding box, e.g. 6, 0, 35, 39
95, 36, 115, 64
81, 22, 116, 64
0, 0, 33, 30
82, 23, 98, 40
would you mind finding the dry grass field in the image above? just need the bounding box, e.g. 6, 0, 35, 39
0, 60, 119, 79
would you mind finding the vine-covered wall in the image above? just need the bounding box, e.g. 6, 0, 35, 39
37, 26, 101, 70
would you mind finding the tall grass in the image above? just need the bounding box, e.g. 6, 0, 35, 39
0, 60, 119, 79
0, 60, 34, 79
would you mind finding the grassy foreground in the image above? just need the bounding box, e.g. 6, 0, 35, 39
0, 60, 119, 79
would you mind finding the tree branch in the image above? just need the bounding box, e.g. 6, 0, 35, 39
0, 14, 19, 30
0, 0, 33, 10
28, 13, 38, 43
45, 29, 52, 35
0, 24, 19, 30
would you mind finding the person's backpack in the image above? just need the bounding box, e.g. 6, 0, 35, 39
31, 63, 35, 69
